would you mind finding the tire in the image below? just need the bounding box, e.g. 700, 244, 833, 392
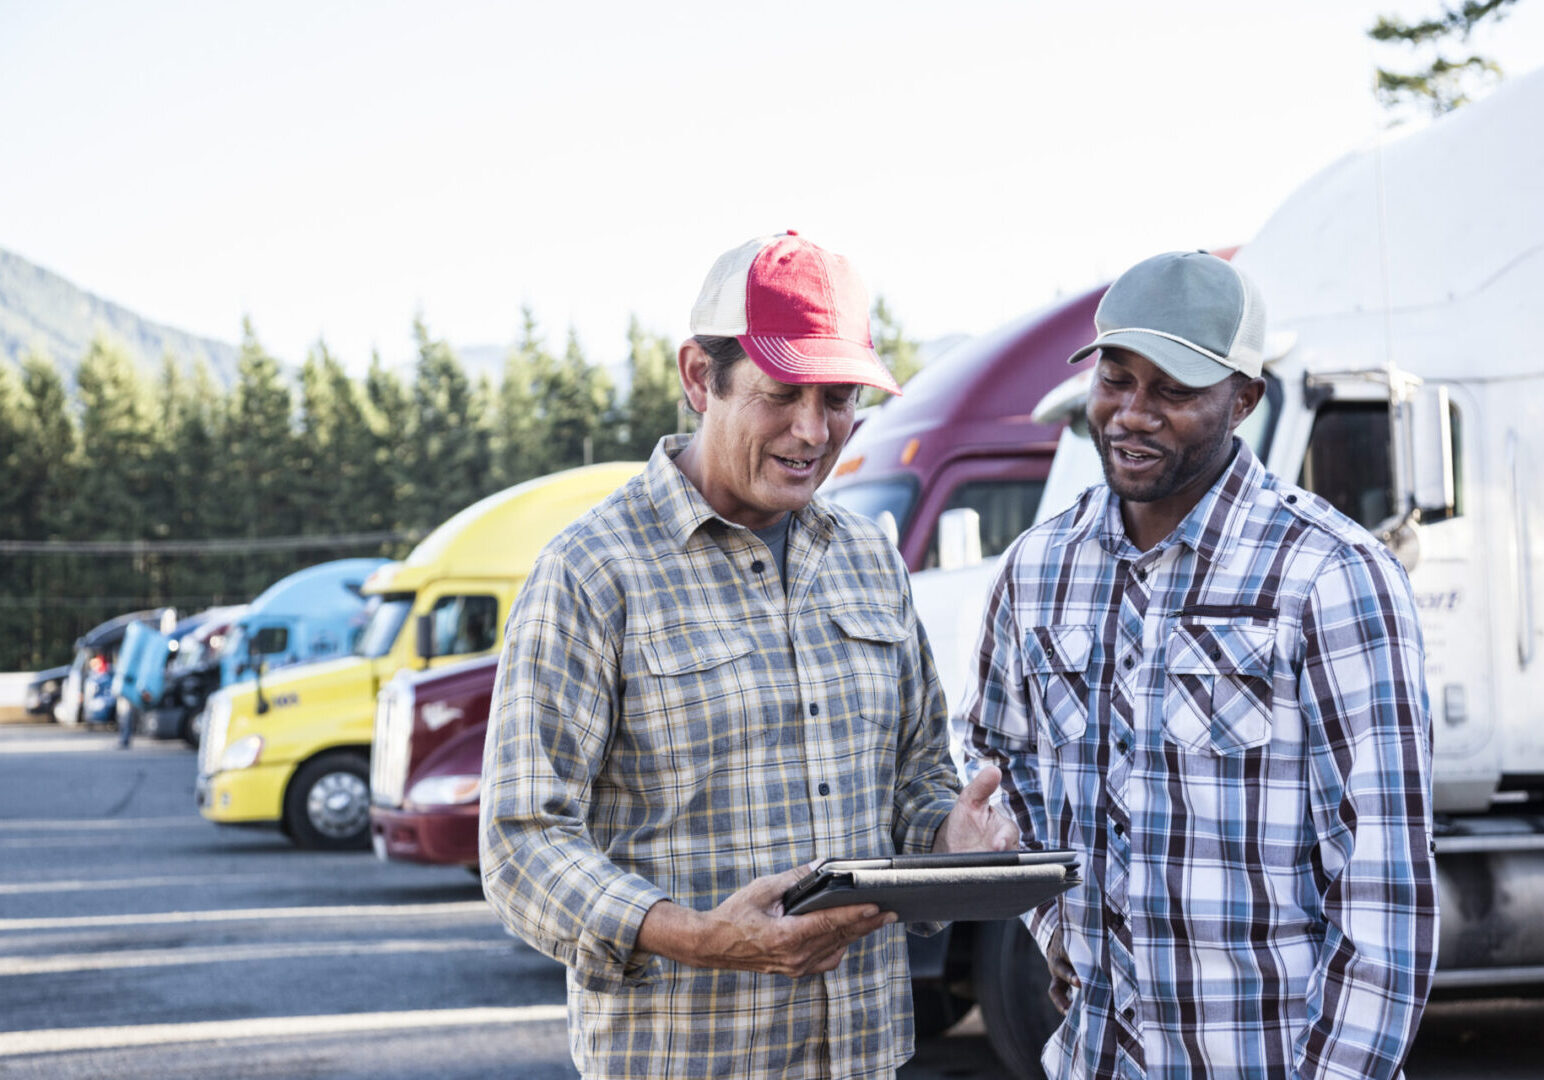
911, 982, 971, 1039
973, 918, 1060, 1080
284, 752, 372, 851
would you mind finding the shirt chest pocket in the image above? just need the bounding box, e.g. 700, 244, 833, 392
1163, 622, 1275, 756
829, 604, 908, 729
1021, 624, 1095, 749
632, 627, 758, 770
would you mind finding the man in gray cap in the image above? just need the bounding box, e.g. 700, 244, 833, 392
956, 251, 1438, 1078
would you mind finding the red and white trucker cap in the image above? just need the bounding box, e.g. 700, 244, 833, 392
689, 231, 901, 396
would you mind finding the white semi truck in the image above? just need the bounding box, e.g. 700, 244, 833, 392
909, 68, 1544, 1077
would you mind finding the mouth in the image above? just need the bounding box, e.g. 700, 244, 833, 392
1108, 443, 1164, 469
773, 454, 818, 474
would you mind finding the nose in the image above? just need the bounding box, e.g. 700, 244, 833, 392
1111, 385, 1162, 433
788, 390, 830, 447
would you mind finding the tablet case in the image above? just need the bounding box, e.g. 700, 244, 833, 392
782, 850, 1080, 923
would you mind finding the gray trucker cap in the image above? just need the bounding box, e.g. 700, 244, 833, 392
1068, 251, 1266, 387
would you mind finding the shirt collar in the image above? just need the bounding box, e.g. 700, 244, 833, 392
1095, 438, 1265, 564
643, 433, 837, 549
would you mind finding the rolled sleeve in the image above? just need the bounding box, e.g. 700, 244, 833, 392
479, 547, 668, 991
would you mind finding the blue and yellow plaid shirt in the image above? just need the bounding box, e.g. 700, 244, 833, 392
481, 434, 959, 1079
958, 442, 1438, 1080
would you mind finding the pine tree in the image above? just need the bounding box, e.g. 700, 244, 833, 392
619, 316, 681, 459
408, 317, 483, 527
17, 353, 79, 667
226, 319, 298, 593
71, 334, 160, 626
865, 295, 923, 407
365, 350, 414, 542
1369, 0, 1518, 115
496, 306, 556, 484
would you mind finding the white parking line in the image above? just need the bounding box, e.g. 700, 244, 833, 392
0, 900, 492, 933
0, 937, 510, 975
0, 817, 202, 831
0, 873, 301, 895
0, 1005, 568, 1056
0, 738, 186, 755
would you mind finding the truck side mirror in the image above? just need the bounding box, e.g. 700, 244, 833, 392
1405, 384, 1456, 520
936, 507, 983, 571
415, 614, 435, 665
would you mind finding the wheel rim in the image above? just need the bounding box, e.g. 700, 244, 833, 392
306, 770, 370, 839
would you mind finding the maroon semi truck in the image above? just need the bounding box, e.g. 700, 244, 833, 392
370, 285, 1121, 1077
370, 654, 495, 867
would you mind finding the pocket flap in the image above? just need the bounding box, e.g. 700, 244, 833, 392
1022, 624, 1095, 674
640, 626, 755, 676
830, 605, 909, 645
1166, 623, 1273, 677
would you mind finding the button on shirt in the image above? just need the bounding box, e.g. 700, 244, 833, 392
481, 434, 959, 1080
957, 443, 1438, 1080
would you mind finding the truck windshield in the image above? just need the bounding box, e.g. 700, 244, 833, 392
823, 476, 918, 540
355, 594, 414, 659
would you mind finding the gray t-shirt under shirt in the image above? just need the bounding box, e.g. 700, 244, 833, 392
751, 513, 792, 590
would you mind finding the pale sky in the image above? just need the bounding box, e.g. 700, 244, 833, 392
2, 0, 1541, 375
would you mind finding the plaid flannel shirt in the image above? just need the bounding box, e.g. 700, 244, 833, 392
957, 442, 1438, 1080
481, 434, 959, 1080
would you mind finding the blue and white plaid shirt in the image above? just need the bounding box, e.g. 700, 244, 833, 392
957, 441, 1437, 1080
481, 435, 958, 1080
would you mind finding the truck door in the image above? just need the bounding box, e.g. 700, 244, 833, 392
1297, 390, 1494, 807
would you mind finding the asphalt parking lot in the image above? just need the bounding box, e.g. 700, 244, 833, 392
1, 718, 1540, 1079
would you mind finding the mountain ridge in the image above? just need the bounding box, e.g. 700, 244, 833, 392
0, 247, 239, 386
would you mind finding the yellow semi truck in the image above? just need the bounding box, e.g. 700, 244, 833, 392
196, 461, 643, 849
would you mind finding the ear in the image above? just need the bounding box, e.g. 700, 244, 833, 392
678, 339, 712, 414
1229, 377, 1266, 430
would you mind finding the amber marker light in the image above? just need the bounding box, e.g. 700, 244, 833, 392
834, 455, 864, 478
900, 439, 920, 466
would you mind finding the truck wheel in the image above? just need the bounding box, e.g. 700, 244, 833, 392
180, 709, 200, 749
973, 918, 1059, 1080
284, 752, 372, 850
911, 983, 971, 1039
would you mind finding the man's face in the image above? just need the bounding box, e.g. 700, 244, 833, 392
1086, 348, 1258, 508
692, 358, 859, 529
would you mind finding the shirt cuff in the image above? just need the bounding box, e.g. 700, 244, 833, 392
568, 875, 673, 993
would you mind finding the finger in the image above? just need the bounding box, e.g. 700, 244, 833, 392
1049, 980, 1072, 1016
958, 764, 1002, 809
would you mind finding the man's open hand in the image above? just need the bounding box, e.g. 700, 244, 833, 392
932, 764, 1019, 853
636, 863, 896, 977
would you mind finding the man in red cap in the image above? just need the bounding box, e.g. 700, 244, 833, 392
481, 232, 1015, 1078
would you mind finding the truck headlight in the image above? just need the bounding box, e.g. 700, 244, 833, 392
405, 774, 481, 807
219, 735, 264, 771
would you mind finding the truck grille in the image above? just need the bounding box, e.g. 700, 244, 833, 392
199, 691, 232, 777
372, 679, 414, 808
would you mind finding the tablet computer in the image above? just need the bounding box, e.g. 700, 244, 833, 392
782, 850, 1080, 923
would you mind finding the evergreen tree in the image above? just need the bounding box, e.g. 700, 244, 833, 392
365, 350, 414, 542
496, 307, 557, 484
1369, 0, 1518, 115
864, 295, 923, 407
16, 353, 79, 666
226, 319, 298, 593
539, 327, 615, 470
0, 360, 38, 666
619, 316, 681, 459
71, 334, 161, 624
408, 317, 482, 528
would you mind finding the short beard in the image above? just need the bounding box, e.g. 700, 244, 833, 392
1093, 414, 1237, 504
